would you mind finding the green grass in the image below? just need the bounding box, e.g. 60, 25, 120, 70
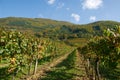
40, 49, 83, 80
65, 38, 88, 47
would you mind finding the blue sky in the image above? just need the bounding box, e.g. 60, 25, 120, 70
0, 0, 120, 24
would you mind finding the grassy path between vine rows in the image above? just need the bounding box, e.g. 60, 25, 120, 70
74, 51, 88, 80
22, 51, 72, 80
39, 50, 88, 80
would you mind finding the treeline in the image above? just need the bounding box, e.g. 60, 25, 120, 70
1, 17, 120, 42
78, 26, 120, 80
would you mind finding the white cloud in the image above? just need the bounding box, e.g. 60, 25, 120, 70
71, 13, 80, 22
90, 16, 96, 21
38, 14, 43, 18
66, 8, 70, 10
48, 0, 55, 5
57, 3, 64, 9
82, 0, 103, 10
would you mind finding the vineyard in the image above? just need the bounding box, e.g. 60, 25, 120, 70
0, 25, 120, 80
0, 27, 74, 80
78, 26, 120, 80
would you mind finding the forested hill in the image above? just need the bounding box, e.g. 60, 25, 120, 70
0, 17, 120, 46
0, 17, 73, 28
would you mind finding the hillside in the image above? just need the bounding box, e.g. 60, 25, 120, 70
0, 17, 120, 46
0, 17, 73, 29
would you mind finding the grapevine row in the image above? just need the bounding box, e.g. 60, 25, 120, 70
78, 26, 120, 80
0, 28, 72, 80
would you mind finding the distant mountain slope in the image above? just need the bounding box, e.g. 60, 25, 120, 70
0, 17, 73, 27
87, 20, 120, 30
0, 17, 120, 46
